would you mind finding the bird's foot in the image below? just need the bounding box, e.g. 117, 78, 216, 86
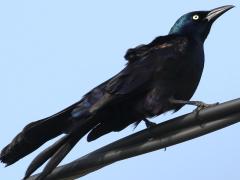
169, 98, 219, 111
169, 98, 219, 126
193, 101, 219, 112
192, 102, 219, 127
143, 118, 157, 128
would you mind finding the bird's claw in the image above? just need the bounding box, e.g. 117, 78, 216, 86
193, 102, 219, 112
144, 119, 157, 128
193, 102, 219, 127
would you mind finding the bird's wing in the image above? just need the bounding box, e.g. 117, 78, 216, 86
124, 44, 150, 63
71, 62, 154, 120
105, 59, 154, 95
107, 35, 189, 95
124, 35, 175, 63
72, 35, 189, 118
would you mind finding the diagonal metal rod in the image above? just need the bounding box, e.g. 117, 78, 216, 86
27, 98, 240, 180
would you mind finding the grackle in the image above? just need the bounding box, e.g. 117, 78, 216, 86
0, 5, 234, 180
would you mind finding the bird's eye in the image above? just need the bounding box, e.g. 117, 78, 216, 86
192, 15, 199, 20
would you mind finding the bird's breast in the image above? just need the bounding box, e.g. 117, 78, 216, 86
173, 45, 204, 101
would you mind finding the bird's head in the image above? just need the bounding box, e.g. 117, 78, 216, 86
169, 5, 234, 42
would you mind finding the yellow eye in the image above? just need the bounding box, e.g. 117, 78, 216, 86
192, 15, 199, 20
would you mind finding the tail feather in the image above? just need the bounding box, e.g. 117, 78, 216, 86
24, 135, 69, 179
0, 103, 78, 166
87, 123, 111, 142
0, 120, 66, 166
35, 134, 81, 180
25, 119, 97, 179
0, 118, 68, 166
1, 100, 100, 179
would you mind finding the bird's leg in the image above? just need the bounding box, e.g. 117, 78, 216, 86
169, 98, 219, 126
169, 98, 219, 111
143, 118, 157, 128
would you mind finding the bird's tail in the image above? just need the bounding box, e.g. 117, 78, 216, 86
23, 132, 83, 180
0, 101, 82, 166
1, 115, 95, 180
0, 116, 69, 166
0, 101, 96, 179
22, 119, 95, 180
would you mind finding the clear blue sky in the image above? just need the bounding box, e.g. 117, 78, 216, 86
0, 1, 239, 179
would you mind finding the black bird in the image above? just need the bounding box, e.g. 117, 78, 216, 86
0, 5, 234, 180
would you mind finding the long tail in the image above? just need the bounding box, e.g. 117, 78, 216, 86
0, 119, 67, 166
0, 102, 80, 166
23, 132, 84, 180
0, 101, 98, 179
23, 118, 95, 180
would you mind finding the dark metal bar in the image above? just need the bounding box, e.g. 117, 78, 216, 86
27, 98, 240, 180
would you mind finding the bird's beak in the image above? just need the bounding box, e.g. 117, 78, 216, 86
206, 5, 234, 22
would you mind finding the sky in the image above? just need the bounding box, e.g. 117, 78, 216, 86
0, 0, 239, 179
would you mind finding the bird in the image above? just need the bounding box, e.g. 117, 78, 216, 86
0, 5, 234, 180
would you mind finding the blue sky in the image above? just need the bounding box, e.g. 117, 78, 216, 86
0, 1, 239, 179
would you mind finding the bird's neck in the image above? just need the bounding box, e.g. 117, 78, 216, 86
169, 30, 205, 44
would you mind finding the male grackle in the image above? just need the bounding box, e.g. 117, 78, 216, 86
0, 5, 234, 180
